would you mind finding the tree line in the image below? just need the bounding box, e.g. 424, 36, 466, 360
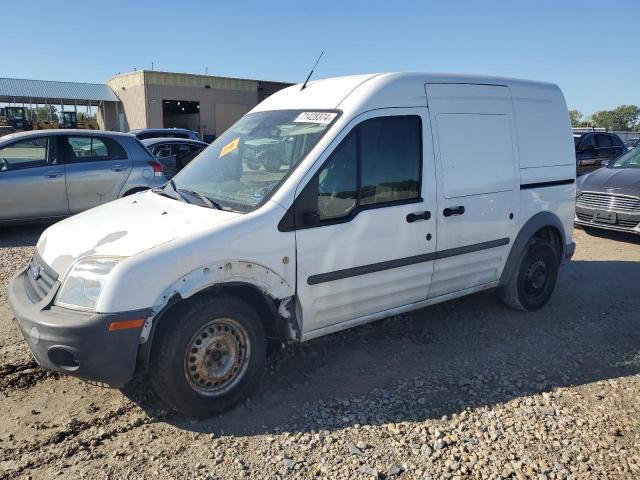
569, 105, 640, 131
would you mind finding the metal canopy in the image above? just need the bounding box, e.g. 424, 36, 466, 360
0, 77, 119, 105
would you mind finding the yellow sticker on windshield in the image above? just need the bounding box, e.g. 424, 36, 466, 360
220, 137, 240, 158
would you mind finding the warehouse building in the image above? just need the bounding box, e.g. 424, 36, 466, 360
0, 71, 291, 141
103, 71, 291, 141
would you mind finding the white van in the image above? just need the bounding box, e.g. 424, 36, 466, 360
8, 73, 576, 417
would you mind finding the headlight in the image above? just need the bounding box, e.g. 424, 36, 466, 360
56, 257, 123, 311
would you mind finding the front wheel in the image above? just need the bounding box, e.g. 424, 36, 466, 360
500, 242, 559, 311
150, 295, 266, 417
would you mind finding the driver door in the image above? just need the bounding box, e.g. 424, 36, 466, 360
293, 109, 437, 334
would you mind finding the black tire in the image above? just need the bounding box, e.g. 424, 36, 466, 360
150, 295, 266, 417
500, 241, 559, 311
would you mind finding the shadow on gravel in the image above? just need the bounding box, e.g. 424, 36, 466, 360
125, 258, 640, 437
0, 225, 46, 248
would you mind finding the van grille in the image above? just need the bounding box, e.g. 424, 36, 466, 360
576, 192, 640, 212
24, 255, 58, 303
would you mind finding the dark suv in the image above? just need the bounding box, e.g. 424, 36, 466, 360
574, 130, 626, 176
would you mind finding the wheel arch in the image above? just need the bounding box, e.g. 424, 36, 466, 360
499, 211, 566, 287
134, 261, 298, 376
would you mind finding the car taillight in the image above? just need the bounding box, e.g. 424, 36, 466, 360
148, 160, 164, 176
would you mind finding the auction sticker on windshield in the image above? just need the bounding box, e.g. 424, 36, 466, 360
220, 137, 240, 157
294, 112, 337, 124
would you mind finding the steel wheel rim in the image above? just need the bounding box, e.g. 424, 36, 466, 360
184, 317, 251, 396
523, 257, 548, 297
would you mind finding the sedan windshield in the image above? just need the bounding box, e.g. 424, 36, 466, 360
610, 148, 640, 169
170, 110, 339, 212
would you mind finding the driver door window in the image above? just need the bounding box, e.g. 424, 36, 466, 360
303, 115, 422, 226
317, 133, 357, 220
0, 137, 57, 171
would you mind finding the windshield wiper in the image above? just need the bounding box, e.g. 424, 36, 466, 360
178, 188, 222, 210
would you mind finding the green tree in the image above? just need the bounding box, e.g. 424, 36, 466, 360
590, 105, 640, 131
569, 109, 588, 127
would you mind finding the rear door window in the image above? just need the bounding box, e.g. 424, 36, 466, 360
610, 135, 623, 147
596, 134, 612, 148
66, 136, 127, 162
0, 137, 57, 171
151, 143, 173, 158
580, 134, 596, 149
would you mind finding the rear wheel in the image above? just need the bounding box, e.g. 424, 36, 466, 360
500, 241, 559, 311
150, 295, 266, 417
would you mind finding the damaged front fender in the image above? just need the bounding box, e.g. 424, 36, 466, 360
139, 260, 297, 343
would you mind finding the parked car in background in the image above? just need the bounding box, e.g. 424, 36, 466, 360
573, 130, 626, 176
130, 128, 200, 141
624, 137, 639, 150
8, 73, 576, 417
0, 130, 166, 224
575, 147, 640, 235
142, 137, 208, 177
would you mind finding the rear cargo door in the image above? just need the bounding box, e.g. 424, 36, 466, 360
425, 83, 520, 298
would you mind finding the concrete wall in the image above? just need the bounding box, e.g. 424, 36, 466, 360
106, 72, 148, 131
97, 101, 119, 131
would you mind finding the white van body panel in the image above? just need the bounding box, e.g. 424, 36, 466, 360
30, 72, 574, 333
294, 107, 437, 332
425, 83, 520, 297
36, 194, 296, 313
37, 192, 242, 275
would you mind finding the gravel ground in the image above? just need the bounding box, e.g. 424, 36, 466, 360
0, 225, 639, 479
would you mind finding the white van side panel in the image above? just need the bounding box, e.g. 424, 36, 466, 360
511, 84, 576, 243
437, 113, 515, 198
511, 84, 574, 169
426, 83, 520, 297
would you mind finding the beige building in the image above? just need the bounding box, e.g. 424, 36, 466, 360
101, 71, 291, 141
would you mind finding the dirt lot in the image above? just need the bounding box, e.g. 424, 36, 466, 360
0, 225, 639, 479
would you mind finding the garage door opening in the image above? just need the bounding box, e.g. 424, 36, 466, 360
163, 100, 200, 133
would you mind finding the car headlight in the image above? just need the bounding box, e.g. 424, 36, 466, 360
56, 257, 123, 311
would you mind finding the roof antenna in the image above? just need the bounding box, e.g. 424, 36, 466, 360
301, 51, 324, 91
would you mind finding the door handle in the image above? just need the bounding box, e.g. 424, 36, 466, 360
43, 171, 61, 178
406, 211, 431, 223
111, 165, 127, 172
443, 206, 465, 217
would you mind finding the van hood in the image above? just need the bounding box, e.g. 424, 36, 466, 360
37, 191, 241, 276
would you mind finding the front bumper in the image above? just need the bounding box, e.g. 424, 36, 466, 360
7, 265, 152, 387
564, 241, 576, 263
575, 206, 640, 235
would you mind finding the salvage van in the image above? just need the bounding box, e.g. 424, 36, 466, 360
8, 73, 576, 417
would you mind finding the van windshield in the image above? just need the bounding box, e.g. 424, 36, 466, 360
171, 110, 339, 212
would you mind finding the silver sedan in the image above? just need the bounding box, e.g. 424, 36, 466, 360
0, 130, 167, 224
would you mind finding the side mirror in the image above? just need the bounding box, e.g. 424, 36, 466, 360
302, 211, 321, 225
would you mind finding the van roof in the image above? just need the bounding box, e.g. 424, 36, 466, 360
252, 72, 562, 114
